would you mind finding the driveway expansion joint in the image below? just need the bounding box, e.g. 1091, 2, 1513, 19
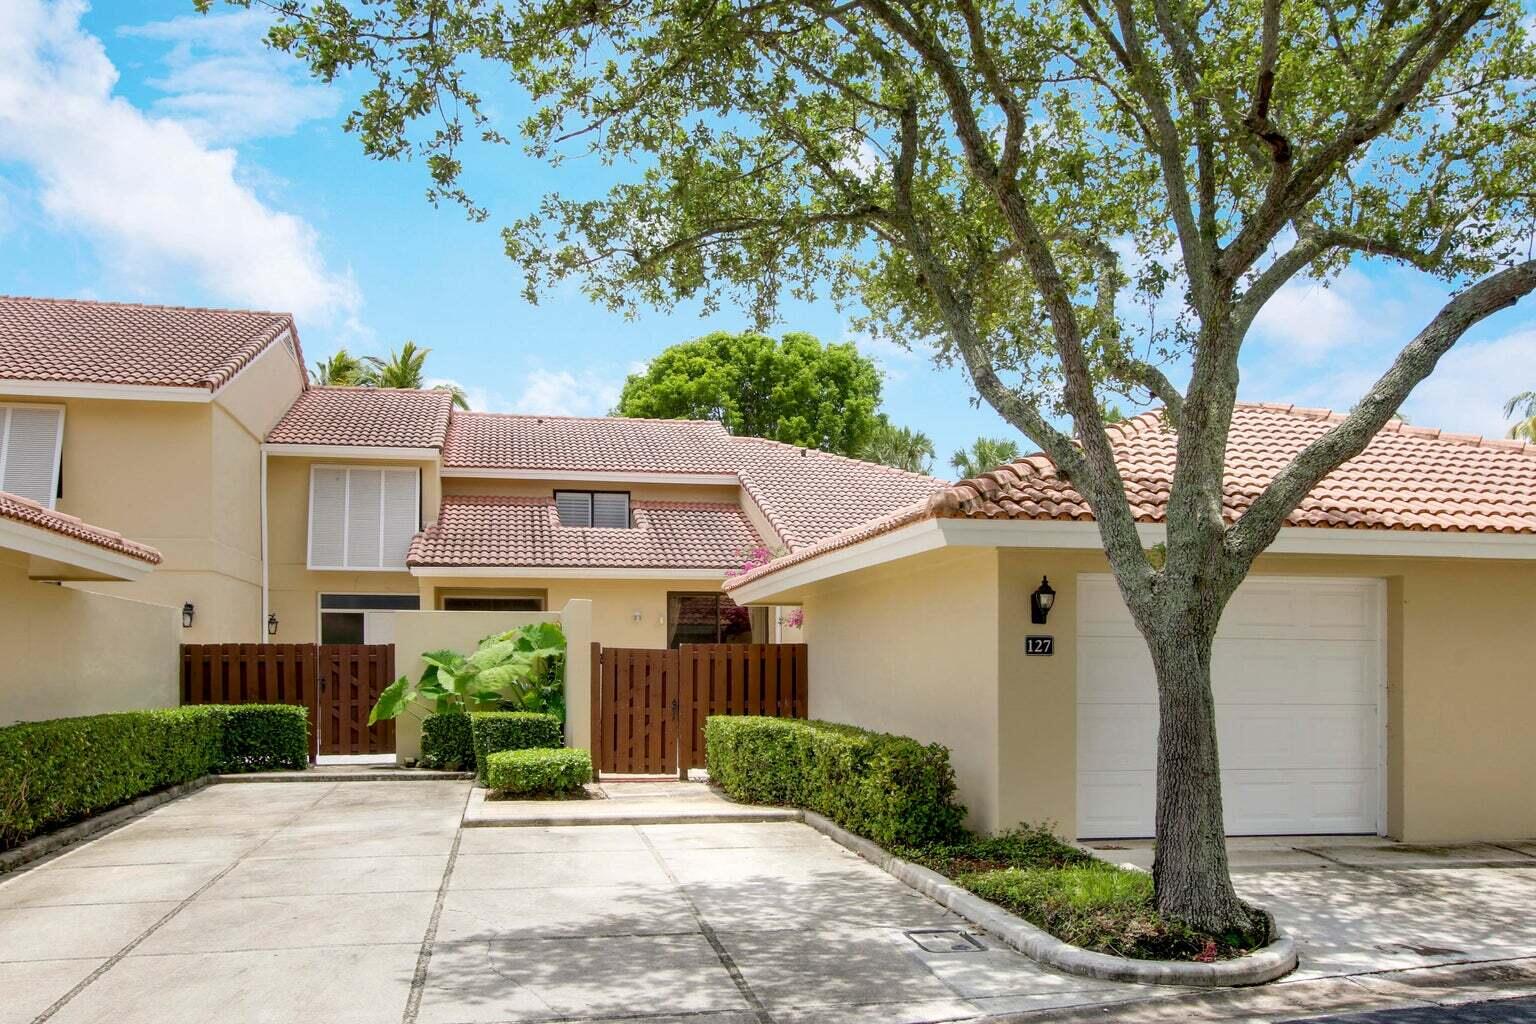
401, 783, 474, 1024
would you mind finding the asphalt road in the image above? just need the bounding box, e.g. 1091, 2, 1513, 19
1289, 996, 1536, 1023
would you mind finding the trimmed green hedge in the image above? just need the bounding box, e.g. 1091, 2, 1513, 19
215, 706, 309, 773
483, 748, 591, 796
469, 712, 563, 782
0, 704, 311, 849
705, 716, 967, 847
420, 712, 476, 771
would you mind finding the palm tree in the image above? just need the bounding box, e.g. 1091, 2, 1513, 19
859, 419, 936, 474
310, 348, 367, 386
358, 341, 469, 409
1506, 391, 1536, 442
950, 436, 1022, 479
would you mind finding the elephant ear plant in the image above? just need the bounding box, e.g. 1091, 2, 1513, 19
369, 621, 568, 725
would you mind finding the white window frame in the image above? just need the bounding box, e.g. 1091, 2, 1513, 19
306, 465, 421, 572
0, 402, 66, 510
315, 592, 423, 643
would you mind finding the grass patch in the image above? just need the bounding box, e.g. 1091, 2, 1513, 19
896, 824, 1269, 961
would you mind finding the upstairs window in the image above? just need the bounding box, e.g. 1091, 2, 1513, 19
308, 466, 420, 570
555, 490, 631, 528
0, 404, 64, 508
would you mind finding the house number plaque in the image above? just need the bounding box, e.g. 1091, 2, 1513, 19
1025, 635, 1054, 656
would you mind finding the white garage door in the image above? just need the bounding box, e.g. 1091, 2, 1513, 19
1076, 574, 1383, 839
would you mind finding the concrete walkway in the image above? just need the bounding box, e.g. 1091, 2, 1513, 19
4, 781, 1536, 1023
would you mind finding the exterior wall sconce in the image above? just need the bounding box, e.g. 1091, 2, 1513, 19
1030, 576, 1056, 625
181, 603, 195, 628
267, 613, 279, 637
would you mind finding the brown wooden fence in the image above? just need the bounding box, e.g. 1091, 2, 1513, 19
590, 643, 808, 780
180, 643, 395, 760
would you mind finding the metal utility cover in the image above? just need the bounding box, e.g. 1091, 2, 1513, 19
905, 929, 984, 953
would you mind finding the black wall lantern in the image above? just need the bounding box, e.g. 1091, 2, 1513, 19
1030, 576, 1056, 625
267, 613, 279, 637
181, 603, 195, 628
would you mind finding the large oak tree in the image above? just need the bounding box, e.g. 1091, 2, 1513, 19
227, 0, 1536, 931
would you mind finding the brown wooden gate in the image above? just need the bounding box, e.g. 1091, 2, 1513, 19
181, 643, 319, 762
316, 644, 396, 756
181, 643, 396, 758
590, 643, 808, 779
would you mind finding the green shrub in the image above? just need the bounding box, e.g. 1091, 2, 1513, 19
958, 863, 1265, 960
0, 704, 310, 850
895, 823, 1093, 877
469, 711, 563, 782
483, 747, 591, 796
215, 705, 309, 772
705, 716, 966, 847
421, 712, 476, 771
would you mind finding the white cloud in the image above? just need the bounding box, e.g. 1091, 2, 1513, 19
0, 0, 357, 322
1249, 267, 1447, 364
1400, 326, 1536, 438
849, 331, 932, 383
120, 10, 337, 144
512, 369, 624, 417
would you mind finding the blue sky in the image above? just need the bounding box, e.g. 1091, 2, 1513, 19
2, 1, 1531, 470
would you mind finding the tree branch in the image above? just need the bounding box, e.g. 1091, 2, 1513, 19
1226, 259, 1536, 563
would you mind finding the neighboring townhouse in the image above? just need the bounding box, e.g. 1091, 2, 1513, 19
261, 388, 942, 647
0, 296, 941, 678
0, 490, 172, 723
726, 404, 1536, 843
0, 296, 306, 643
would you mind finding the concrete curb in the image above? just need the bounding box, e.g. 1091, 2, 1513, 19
0, 775, 216, 876
461, 787, 803, 827
800, 811, 1298, 988
215, 769, 474, 784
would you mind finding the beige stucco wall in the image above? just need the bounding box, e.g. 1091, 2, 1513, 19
0, 552, 179, 724
799, 546, 1004, 831
784, 542, 1536, 843
265, 454, 441, 643
2, 344, 301, 644
417, 575, 731, 649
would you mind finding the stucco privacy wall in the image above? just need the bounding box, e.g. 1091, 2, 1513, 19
265, 454, 441, 643
799, 546, 1003, 831
0, 554, 178, 724
388, 600, 593, 763
794, 544, 1535, 843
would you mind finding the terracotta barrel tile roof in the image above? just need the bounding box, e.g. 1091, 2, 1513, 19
438, 411, 944, 549
930, 404, 1536, 532
726, 403, 1536, 590
0, 491, 162, 564
266, 387, 455, 448
0, 295, 300, 391
441, 413, 736, 473
408, 496, 763, 570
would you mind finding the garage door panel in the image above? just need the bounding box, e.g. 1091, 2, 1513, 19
1076, 705, 1157, 771
1217, 706, 1376, 771
1077, 574, 1382, 839
1077, 638, 1156, 703
1078, 771, 1154, 839
1078, 576, 1139, 637
1212, 641, 1377, 705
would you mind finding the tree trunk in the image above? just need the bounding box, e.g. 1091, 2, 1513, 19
1147, 618, 1254, 935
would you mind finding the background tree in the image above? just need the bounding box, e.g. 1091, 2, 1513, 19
360, 341, 469, 409
614, 331, 882, 455
246, 0, 1536, 933
860, 417, 937, 473
1506, 391, 1536, 441
950, 436, 1023, 479
311, 349, 366, 386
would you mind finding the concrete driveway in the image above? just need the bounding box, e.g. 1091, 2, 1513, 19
4, 782, 1536, 1024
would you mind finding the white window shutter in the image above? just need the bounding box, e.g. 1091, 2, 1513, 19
1, 406, 63, 508
592, 492, 631, 528
309, 468, 348, 568
380, 469, 419, 568
556, 491, 592, 527
345, 468, 382, 568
